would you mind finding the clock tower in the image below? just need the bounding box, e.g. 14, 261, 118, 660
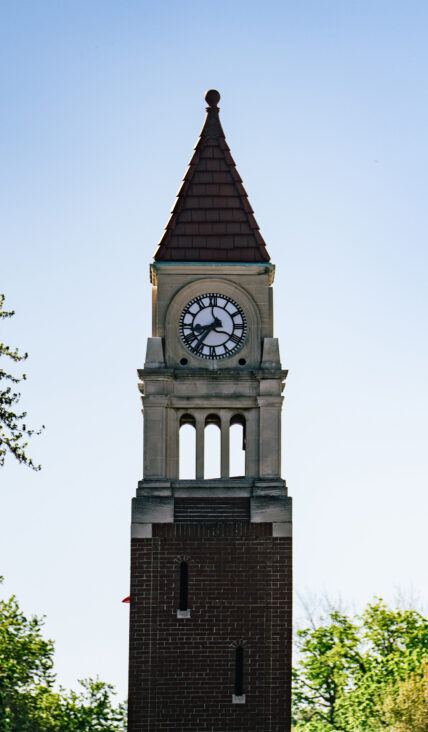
127, 90, 292, 731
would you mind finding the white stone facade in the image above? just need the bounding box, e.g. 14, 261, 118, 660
132, 261, 292, 538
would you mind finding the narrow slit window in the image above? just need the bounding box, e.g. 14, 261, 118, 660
179, 561, 188, 611
235, 646, 244, 696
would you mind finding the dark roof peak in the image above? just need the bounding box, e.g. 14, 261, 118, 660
153, 90, 270, 263
205, 89, 220, 107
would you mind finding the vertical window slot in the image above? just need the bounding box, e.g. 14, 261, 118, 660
232, 645, 246, 702
177, 561, 190, 618
235, 646, 244, 696
179, 561, 188, 611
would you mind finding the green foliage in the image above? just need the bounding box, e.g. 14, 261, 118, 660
57, 678, 127, 731
0, 295, 44, 471
0, 577, 126, 731
292, 599, 428, 731
0, 576, 55, 730
382, 662, 428, 731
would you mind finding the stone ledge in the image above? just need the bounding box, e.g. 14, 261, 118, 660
150, 261, 275, 286
132, 494, 292, 526
253, 479, 286, 496
137, 480, 172, 497
132, 496, 174, 524
251, 496, 292, 523
138, 368, 287, 380
137, 477, 288, 499
174, 486, 251, 498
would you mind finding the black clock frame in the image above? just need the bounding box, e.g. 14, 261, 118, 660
179, 292, 247, 360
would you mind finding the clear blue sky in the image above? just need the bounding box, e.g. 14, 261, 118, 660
1, 0, 427, 700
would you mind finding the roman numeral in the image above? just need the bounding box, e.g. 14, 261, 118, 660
183, 331, 195, 345
208, 295, 218, 306
194, 340, 204, 353
208, 346, 216, 358
229, 333, 241, 345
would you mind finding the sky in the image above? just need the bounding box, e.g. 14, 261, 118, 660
1, 0, 427, 701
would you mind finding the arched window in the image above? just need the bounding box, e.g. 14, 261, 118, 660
230, 415, 246, 478
204, 414, 221, 479
235, 646, 244, 696
179, 414, 196, 479
179, 561, 188, 611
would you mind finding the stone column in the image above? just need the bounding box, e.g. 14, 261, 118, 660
142, 395, 168, 479
220, 411, 230, 478
166, 408, 179, 479
195, 413, 205, 479
245, 409, 259, 478
257, 396, 282, 477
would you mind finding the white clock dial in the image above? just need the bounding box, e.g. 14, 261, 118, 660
179, 293, 247, 360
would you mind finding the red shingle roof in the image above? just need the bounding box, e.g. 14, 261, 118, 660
153, 90, 270, 262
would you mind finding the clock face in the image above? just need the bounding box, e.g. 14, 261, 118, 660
179, 293, 247, 360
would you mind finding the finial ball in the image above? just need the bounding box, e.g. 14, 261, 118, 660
205, 89, 220, 107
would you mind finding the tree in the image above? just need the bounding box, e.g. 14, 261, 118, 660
0, 575, 55, 730
0, 295, 44, 470
382, 662, 428, 732
292, 599, 428, 731
0, 576, 126, 731
56, 678, 127, 731
292, 609, 363, 730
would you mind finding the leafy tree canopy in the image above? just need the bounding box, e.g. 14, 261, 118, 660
0, 576, 126, 731
292, 599, 428, 731
0, 295, 44, 471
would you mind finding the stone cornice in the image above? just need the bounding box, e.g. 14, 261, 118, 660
150, 261, 275, 286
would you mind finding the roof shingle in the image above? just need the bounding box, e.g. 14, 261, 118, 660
153, 90, 270, 263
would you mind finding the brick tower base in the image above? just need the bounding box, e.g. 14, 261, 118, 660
127, 523, 292, 732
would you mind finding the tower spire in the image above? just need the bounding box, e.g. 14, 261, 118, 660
153, 89, 270, 262
201, 88, 224, 138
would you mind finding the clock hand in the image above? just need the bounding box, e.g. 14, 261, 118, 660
214, 329, 231, 336
194, 319, 222, 351
194, 324, 213, 351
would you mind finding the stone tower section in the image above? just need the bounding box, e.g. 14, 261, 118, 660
127, 90, 292, 732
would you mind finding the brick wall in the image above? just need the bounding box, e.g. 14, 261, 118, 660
127, 523, 292, 732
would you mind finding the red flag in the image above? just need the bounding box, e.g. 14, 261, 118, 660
122, 595, 130, 603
